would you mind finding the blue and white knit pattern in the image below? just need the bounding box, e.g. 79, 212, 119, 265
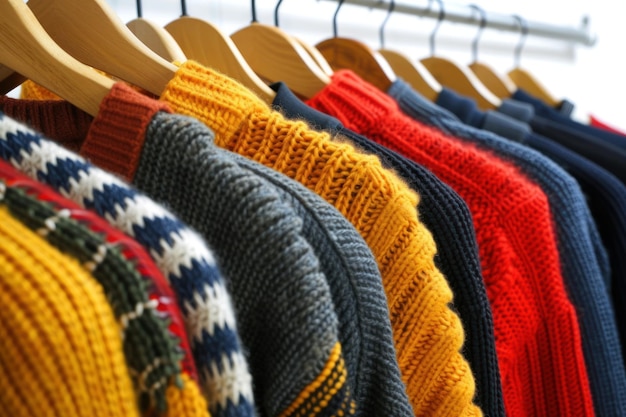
0, 112, 257, 417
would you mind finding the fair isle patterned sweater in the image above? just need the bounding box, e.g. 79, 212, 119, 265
0, 112, 256, 417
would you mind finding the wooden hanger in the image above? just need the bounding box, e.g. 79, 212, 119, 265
272, 0, 334, 77
0, 0, 113, 116
24, 0, 177, 97
507, 15, 560, 106
230, 0, 330, 100
419, 0, 501, 110
165, 15, 276, 104
315, 0, 396, 93
376, 0, 440, 101
466, 5, 515, 99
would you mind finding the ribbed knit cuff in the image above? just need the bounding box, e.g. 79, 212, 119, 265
307, 70, 398, 133
160, 60, 268, 147
82, 83, 171, 182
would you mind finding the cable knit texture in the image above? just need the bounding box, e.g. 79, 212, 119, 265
0, 111, 253, 417
307, 70, 596, 417
0, 205, 140, 417
159, 60, 481, 417
389, 79, 626, 417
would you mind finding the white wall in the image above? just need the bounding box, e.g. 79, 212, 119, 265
18, 0, 626, 130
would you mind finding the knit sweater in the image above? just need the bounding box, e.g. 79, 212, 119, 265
0, 205, 140, 417
0, 88, 413, 417
389, 79, 626, 416
0, 111, 356, 417
0, 111, 254, 417
0, 159, 212, 416
307, 70, 596, 417
270, 81, 504, 417
158, 60, 481, 417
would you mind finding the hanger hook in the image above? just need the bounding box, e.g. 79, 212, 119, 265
512, 14, 528, 68
429, 0, 445, 56
379, 0, 396, 49
468, 4, 486, 63
333, 0, 345, 38
135, 0, 142, 18
274, 0, 284, 26
180, 0, 188, 17
251, 0, 258, 23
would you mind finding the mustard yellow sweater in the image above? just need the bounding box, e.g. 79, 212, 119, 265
0, 206, 141, 417
158, 61, 482, 417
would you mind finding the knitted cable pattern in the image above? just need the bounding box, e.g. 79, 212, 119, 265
0, 111, 253, 417
0, 205, 140, 417
307, 69, 596, 417
159, 60, 481, 417
1, 178, 182, 412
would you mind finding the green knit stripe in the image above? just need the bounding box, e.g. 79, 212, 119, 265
1, 182, 182, 412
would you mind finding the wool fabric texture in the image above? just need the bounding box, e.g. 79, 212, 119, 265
0, 111, 253, 417
0, 89, 413, 417
590, 114, 626, 137
306, 70, 596, 417
270, 81, 504, 417
389, 79, 626, 416
2, 180, 183, 412
0, 160, 211, 417
0, 205, 140, 417
158, 60, 481, 417
0, 111, 355, 417
130, 114, 357, 417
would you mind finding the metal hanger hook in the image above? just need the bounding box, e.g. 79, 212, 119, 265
512, 14, 528, 68
135, 0, 142, 18
180, 0, 188, 17
468, 4, 487, 63
274, 0, 284, 26
429, 0, 445, 56
379, 0, 395, 49
251, 0, 258, 23
333, 0, 345, 37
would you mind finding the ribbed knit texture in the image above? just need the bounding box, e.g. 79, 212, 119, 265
0, 89, 413, 416
0, 160, 210, 417
270, 81, 503, 417
2, 179, 183, 412
136, 112, 411, 417
307, 70, 595, 417
20, 79, 63, 101
133, 113, 356, 417
0, 111, 254, 417
389, 79, 626, 416
0, 206, 140, 417
159, 60, 481, 417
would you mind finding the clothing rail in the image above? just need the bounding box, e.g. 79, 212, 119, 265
321, 0, 597, 46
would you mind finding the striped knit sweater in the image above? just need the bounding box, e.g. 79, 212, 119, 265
0, 111, 356, 417
0, 87, 411, 417
0, 206, 140, 417
0, 159, 209, 417
0, 111, 255, 417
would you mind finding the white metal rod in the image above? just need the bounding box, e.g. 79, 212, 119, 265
322, 0, 597, 46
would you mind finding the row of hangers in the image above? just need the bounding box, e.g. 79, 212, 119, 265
0, 0, 562, 118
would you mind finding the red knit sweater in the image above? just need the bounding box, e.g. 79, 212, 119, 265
307, 70, 595, 417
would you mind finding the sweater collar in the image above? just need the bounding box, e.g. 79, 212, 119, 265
270, 81, 343, 132
306, 69, 400, 133
159, 60, 269, 149
0, 83, 171, 181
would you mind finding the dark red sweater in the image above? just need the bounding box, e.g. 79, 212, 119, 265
307, 70, 595, 417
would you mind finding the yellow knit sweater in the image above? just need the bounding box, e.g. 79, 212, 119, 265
0, 206, 140, 417
158, 61, 482, 417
